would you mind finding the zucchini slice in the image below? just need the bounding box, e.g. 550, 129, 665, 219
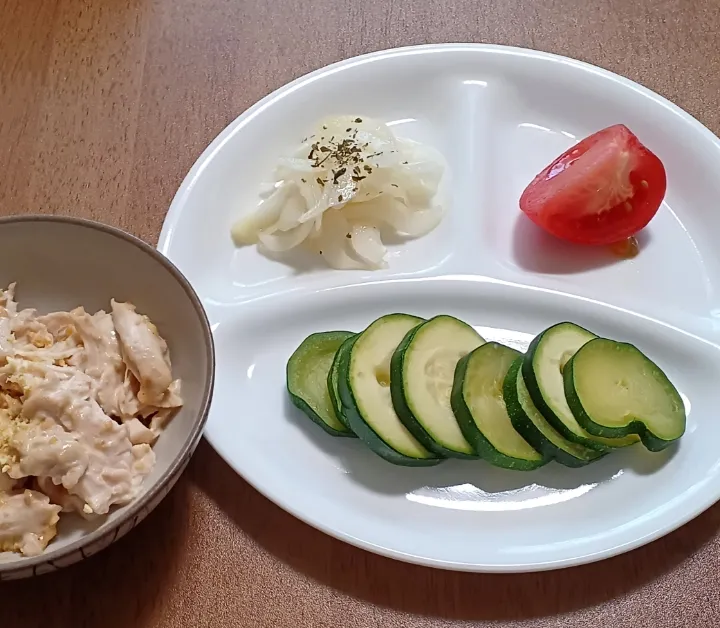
451, 342, 546, 470
523, 322, 639, 451
503, 357, 604, 467
327, 334, 356, 430
287, 331, 356, 437
390, 315, 485, 458
564, 338, 686, 452
338, 314, 441, 466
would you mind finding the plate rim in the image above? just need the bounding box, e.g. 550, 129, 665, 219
158, 43, 720, 572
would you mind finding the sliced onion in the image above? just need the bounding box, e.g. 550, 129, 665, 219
349, 224, 386, 268
296, 188, 335, 224
231, 115, 446, 270
231, 186, 287, 245
258, 220, 314, 252
345, 197, 443, 237
311, 210, 367, 270
276, 157, 316, 173
271, 187, 308, 232
385, 205, 443, 237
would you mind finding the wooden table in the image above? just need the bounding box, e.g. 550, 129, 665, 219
2, 0, 720, 625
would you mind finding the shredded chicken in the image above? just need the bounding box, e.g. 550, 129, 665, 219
111, 301, 175, 407
0, 490, 61, 556
7, 417, 88, 489
69, 308, 143, 419
34, 477, 94, 519
125, 418, 156, 445
0, 284, 182, 556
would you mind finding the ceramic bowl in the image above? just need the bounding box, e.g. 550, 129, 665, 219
0, 216, 214, 580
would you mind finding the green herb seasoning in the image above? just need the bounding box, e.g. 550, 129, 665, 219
304, 122, 379, 177
332, 168, 347, 184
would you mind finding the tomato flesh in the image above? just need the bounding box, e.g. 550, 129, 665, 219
519, 124, 667, 245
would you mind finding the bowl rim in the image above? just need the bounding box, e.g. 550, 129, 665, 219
0, 215, 215, 576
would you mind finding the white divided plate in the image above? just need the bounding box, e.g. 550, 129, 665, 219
159, 44, 720, 572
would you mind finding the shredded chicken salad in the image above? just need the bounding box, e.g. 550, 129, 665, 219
0, 284, 182, 557
231, 115, 445, 270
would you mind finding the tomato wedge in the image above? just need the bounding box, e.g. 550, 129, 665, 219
519, 124, 666, 245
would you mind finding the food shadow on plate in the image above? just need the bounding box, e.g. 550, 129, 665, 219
341, 444, 677, 499
285, 397, 677, 498
257, 244, 328, 274
511, 214, 652, 274
284, 395, 366, 457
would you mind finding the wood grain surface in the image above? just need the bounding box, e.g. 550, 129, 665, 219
1, 0, 720, 626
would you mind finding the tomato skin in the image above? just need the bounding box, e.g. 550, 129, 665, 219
519, 125, 667, 245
